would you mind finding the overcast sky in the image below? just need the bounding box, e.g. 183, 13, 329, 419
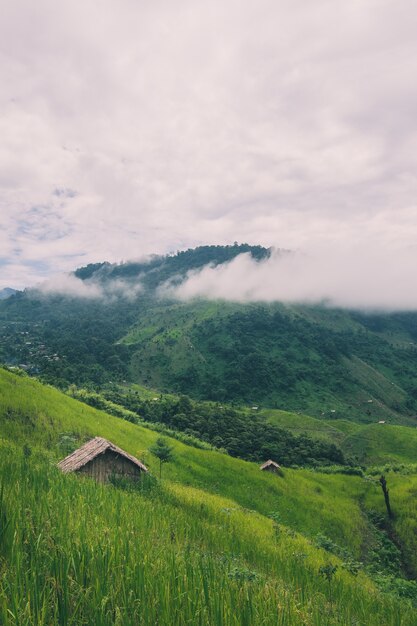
1, 0, 417, 290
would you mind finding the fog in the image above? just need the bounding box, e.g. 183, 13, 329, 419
36, 274, 102, 299
33, 243, 417, 311
167, 246, 417, 311
35, 274, 142, 301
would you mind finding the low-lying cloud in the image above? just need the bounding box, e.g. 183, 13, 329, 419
167, 247, 417, 311
35, 273, 142, 301
36, 274, 102, 299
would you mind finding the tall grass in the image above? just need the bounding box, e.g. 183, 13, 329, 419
363, 471, 417, 577
1, 367, 417, 624
0, 450, 415, 625
0, 368, 369, 551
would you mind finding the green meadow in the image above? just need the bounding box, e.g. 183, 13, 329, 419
264, 407, 417, 465
1, 367, 417, 624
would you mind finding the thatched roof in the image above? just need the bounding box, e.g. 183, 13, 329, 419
58, 437, 148, 473
260, 459, 281, 470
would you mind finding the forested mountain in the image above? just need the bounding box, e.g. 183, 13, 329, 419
1, 244, 417, 425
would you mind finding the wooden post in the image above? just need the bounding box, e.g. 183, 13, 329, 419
379, 474, 393, 519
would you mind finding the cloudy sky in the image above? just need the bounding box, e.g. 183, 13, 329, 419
1, 0, 417, 290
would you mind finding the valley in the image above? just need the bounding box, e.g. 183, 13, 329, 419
1, 245, 417, 624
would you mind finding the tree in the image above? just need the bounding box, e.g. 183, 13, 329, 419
379, 474, 393, 519
149, 438, 175, 479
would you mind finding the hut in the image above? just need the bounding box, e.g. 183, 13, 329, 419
58, 436, 148, 483
260, 459, 281, 473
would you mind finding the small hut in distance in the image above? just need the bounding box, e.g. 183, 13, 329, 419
260, 459, 282, 474
58, 437, 148, 483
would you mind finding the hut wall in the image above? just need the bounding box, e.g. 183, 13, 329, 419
77, 450, 143, 483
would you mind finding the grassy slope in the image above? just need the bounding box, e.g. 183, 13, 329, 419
121, 300, 240, 346
0, 369, 366, 548
341, 355, 410, 421
262, 408, 352, 444
363, 471, 417, 579
343, 424, 417, 465
2, 451, 414, 626
264, 407, 417, 464
1, 368, 417, 624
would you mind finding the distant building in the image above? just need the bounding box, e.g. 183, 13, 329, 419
58, 436, 148, 483
260, 459, 282, 473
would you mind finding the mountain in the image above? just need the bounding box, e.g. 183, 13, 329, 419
1, 366, 416, 624
123, 300, 417, 423
0, 287, 17, 299
0, 245, 416, 426
2, 246, 417, 624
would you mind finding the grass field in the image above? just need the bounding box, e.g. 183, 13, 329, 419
3, 450, 416, 625
264, 407, 417, 465
1, 367, 417, 624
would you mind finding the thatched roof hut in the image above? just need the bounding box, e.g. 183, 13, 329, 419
260, 459, 281, 473
58, 436, 148, 483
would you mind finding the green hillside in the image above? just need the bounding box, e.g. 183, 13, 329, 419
125, 301, 417, 422
1, 245, 417, 424
0, 369, 361, 541
264, 408, 417, 465
1, 367, 417, 624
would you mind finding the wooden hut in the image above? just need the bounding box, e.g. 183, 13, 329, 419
58, 436, 148, 483
260, 459, 281, 473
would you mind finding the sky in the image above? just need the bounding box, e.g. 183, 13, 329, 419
1, 0, 417, 295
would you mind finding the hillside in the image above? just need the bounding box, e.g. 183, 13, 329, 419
124, 301, 417, 422
263, 408, 417, 465
1, 367, 417, 624
1, 245, 417, 424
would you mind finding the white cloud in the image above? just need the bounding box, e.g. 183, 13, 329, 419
35, 273, 142, 301
168, 246, 417, 311
35, 274, 103, 299
1, 0, 417, 288
103, 278, 143, 301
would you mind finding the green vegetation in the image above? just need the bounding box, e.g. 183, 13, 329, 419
149, 437, 175, 478
3, 450, 415, 626
65, 382, 417, 467
0, 369, 360, 540
1, 367, 417, 624
1, 243, 417, 623
1, 245, 417, 424
71, 385, 346, 467
264, 407, 417, 465
135, 303, 417, 420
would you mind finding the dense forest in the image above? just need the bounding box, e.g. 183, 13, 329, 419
68, 386, 346, 467
139, 305, 417, 413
